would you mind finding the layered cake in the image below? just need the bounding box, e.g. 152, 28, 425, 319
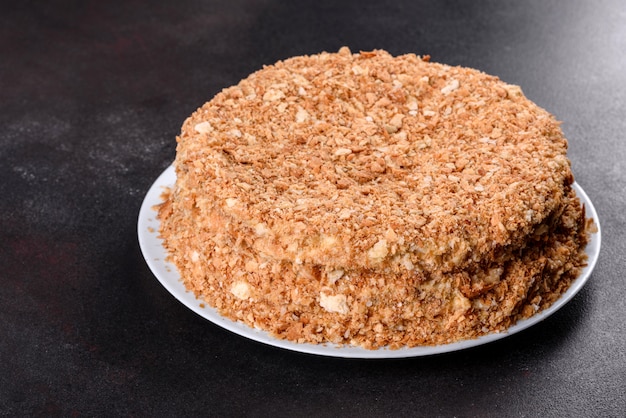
157, 47, 592, 349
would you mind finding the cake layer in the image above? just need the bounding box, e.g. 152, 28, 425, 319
173, 47, 572, 274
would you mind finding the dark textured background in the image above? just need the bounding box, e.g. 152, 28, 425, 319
1, 0, 624, 416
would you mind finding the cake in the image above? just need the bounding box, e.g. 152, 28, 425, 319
157, 47, 592, 349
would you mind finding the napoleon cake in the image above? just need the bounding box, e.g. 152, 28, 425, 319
157, 47, 592, 349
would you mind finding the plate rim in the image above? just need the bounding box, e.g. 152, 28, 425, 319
137, 165, 601, 359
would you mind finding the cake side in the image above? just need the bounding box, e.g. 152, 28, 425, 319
158, 185, 589, 348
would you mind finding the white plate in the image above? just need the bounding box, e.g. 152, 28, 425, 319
138, 165, 601, 358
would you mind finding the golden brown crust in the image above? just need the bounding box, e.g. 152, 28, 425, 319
174, 47, 571, 275
158, 47, 591, 348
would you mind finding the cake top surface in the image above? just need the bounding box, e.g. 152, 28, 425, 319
173, 47, 572, 271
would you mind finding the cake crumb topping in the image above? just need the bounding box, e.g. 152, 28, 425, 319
157, 47, 592, 349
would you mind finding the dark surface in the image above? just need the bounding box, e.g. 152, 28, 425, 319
1, 0, 625, 416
